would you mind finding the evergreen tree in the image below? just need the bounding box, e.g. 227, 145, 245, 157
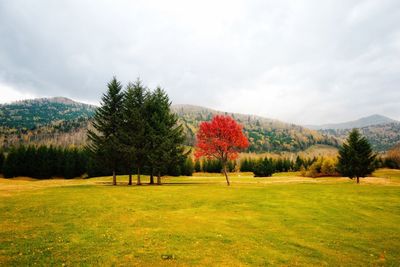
3, 148, 18, 178
37, 146, 51, 178
201, 159, 208, 172
337, 129, 376, 183
240, 158, 249, 172
254, 157, 275, 177
15, 146, 28, 177
63, 149, 76, 179
294, 156, 304, 171
145, 87, 186, 184
87, 77, 124, 185
227, 160, 236, 172
120, 79, 148, 185
181, 157, 194, 176
0, 150, 4, 174
275, 158, 283, 172
194, 159, 201, 172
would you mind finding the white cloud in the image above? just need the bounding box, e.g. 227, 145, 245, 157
0, 83, 36, 104
0, 0, 399, 124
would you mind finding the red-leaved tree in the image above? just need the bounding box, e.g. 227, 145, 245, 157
195, 115, 249, 185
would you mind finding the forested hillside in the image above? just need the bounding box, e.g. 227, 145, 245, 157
172, 105, 339, 152
2, 98, 399, 153
0, 97, 95, 129
0, 98, 95, 149
0, 99, 340, 152
0, 118, 90, 149
307, 114, 398, 130
320, 123, 400, 152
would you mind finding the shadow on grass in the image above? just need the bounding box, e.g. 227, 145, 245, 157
95, 181, 222, 186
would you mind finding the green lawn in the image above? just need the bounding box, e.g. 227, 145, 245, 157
1, 170, 400, 266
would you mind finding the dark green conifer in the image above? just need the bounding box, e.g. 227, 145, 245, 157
337, 129, 376, 183
144, 87, 186, 184
120, 79, 148, 185
87, 77, 124, 185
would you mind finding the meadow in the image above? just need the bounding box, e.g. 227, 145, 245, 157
1, 169, 400, 266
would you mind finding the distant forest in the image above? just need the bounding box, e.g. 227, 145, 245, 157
1, 98, 399, 152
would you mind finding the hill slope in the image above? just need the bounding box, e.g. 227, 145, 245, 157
320, 123, 400, 152
307, 114, 398, 130
0, 97, 96, 130
1, 98, 399, 152
0, 99, 339, 152
173, 104, 339, 152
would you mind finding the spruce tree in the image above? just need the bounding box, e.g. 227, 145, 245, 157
3, 148, 18, 178
120, 79, 148, 185
181, 157, 194, 176
145, 87, 186, 184
337, 129, 376, 183
0, 150, 4, 174
194, 159, 201, 172
87, 77, 124, 185
254, 157, 275, 177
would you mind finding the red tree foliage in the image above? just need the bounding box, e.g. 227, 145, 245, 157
195, 115, 249, 185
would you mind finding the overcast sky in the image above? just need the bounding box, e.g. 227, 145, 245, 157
0, 0, 399, 125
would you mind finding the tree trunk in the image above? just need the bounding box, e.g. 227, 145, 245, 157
357, 176, 360, 184
223, 164, 230, 186
112, 170, 116, 186
128, 173, 132, 185
157, 172, 161, 185
149, 169, 154, 184
137, 167, 141, 185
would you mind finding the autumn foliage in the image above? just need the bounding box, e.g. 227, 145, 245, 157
195, 115, 249, 185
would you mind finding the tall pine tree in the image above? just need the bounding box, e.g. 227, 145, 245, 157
87, 77, 124, 185
121, 79, 148, 185
337, 129, 376, 183
145, 87, 186, 184
0, 150, 4, 174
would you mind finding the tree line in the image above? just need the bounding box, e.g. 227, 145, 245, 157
0, 145, 195, 179
1, 146, 87, 179
239, 155, 317, 177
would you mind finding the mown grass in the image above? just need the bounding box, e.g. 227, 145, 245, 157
0, 170, 399, 266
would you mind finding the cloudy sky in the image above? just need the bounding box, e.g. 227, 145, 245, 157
0, 0, 399, 125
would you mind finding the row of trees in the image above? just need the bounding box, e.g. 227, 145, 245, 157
240, 156, 314, 173
1, 146, 87, 179
0, 145, 195, 179
240, 155, 323, 177
193, 159, 236, 173
87, 77, 187, 185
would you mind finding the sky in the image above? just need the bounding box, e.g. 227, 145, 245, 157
0, 0, 399, 125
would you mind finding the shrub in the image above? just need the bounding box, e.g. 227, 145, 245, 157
253, 158, 275, 177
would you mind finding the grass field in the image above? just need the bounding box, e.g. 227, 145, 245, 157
1, 169, 400, 266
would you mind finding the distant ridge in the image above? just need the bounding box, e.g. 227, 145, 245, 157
172, 104, 282, 124
8, 97, 96, 108
2, 97, 399, 152
307, 114, 398, 130
0, 98, 339, 152
171, 104, 338, 152
0, 97, 96, 129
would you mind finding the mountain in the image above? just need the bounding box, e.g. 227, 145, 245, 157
0, 97, 96, 148
0, 98, 339, 152
307, 114, 398, 130
0, 97, 96, 129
